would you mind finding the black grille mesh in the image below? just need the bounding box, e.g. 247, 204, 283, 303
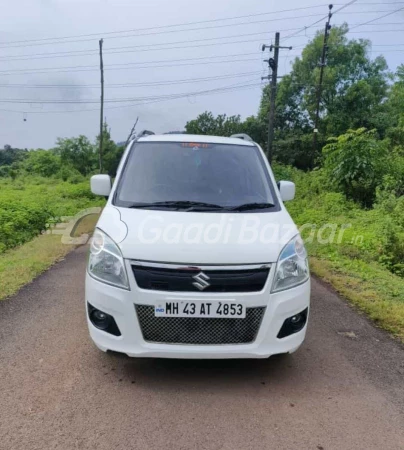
135, 305, 265, 345
132, 265, 270, 293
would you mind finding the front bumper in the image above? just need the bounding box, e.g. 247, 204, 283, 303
85, 268, 310, 359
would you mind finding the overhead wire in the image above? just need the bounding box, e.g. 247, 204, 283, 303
0, 79, 259, 104
0, 5, 340, 46
349, 4, 404, 29
0, 9, 395, 49
4, 21, 404, 62
0, 34, 302, 62
0, 13, 331, 49
0, 81, 263, 114
0, 71, 263, 89
0, 51, 300, 76
283, 0, 359, 41
0, 31, 273, 59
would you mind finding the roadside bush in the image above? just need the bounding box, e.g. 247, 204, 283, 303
22, 150, 61, 178
281, 163, 404, 278
322, 128, 389, 206
0, 177, 104, 253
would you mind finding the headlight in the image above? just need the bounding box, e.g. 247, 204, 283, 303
272, 235, 309, 293
88, 229, 130, 290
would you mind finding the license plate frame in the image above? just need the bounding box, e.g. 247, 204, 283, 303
154, 301, 246, 319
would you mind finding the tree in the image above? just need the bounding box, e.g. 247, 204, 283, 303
322, 128, 389, 206
258, 24, 389, 168
185, 111, 266, 149
23, 150, 61, 178
0, 146, 28, 168
54, 136, 96, 176
384, 64, 404, 136
241, 115, 266, 148
185, 112, 244, 137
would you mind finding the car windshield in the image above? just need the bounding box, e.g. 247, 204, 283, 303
114, 141, 278, 211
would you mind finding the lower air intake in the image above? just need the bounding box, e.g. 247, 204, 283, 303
135, 305, 265, 345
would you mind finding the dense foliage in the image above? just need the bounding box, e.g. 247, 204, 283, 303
271, 164, 404, 278
0, 177, 104, 253
0, 122, 124, 182
0, 126, 120, 253
185, 24, 403, 169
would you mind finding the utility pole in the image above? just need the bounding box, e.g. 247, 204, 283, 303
99, 38, 104, 174
262, 33, 292, 163
312, 4, 333, 166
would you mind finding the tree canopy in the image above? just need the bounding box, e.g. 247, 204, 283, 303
185, 25, 402, 175
259, 24, 390, 167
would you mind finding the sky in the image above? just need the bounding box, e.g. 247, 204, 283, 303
0, 0, 403, 149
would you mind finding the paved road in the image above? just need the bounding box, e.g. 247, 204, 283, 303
1, 246, 404, 450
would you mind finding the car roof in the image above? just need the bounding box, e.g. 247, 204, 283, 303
136, 134, 256, 147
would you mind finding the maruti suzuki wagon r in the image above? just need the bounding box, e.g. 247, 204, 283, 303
86, 133, 310, 359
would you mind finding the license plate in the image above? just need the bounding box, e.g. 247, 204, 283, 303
154, 301, 246, 318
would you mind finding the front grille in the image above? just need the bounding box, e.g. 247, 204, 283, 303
135, 305, 265, 345
132, 264, 270, 293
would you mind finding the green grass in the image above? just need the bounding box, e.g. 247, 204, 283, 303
0, 176, 104, 253
0, 213, 99, 301
309, 254, 404, 342
0, 174, 102, 300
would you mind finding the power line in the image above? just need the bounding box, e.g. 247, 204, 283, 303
0, 58, 267, 76
293, 36, 404, 49
280, 27, 404, 41
3, 78, 385, 114
1, 32, 401, 72
7, 27, 392, 79
1, 24, 404, 63
350, 5, 404, 29
0, 80, 344, 94
0, 51, 265, 75
0, 51, 259, 72
0, 51, 294, 77
0, 32, 269, 60
3, 21, 404, 62
0, 82, 263, 114
0, 78, 260, 104
10, 79, 258, 104
26, 78, 365, 113
0, 5, 348, 47
350, 28, 404, 33
0, 36, 300, 62
0, 71, 263, 89
283, 0, 358, 41
0, 9, 394, 49
0, 13, 330, 49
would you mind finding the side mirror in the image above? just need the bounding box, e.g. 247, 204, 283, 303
278, 180, 295, 202
91, 174, 111, 197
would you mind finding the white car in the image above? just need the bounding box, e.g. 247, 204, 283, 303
86, 133, 310, 359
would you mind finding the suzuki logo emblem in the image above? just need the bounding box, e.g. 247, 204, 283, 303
192, 272, 210, 291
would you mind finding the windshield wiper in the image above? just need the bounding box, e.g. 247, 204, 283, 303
228, 202, 275, 212
127, 201, 225, 210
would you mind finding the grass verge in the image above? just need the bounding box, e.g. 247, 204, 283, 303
309, 254, 404, 342
0, 214, 99, 301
